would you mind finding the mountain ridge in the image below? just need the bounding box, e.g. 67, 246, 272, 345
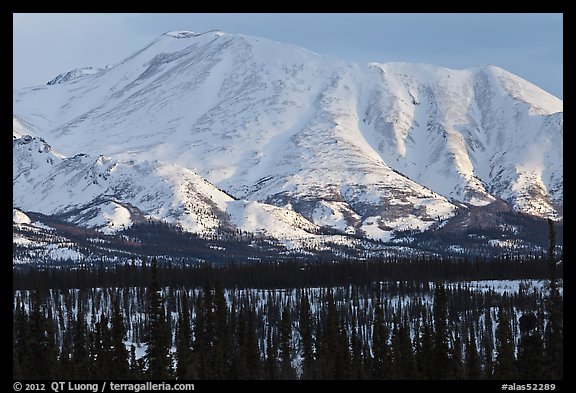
13, 30, 562, 255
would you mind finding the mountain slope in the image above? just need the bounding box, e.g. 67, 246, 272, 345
13, 30, 562, 247
13, 135, 320, 240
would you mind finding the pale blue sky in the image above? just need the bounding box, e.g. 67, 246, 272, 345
13, 13, 563, 98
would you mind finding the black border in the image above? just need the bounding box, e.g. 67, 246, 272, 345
9, 4, 568, 389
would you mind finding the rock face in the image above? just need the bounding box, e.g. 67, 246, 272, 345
13, 30, 562, 244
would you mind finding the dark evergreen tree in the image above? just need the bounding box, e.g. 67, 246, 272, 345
298, 292, 314, 379
280, 306, 296, 379
432, 283, 450, 379
27, 290, 56, 379
201, 284, 216, 378
193, 289, 209, 378
517, 313, 544, 379
319, 290, 349, 379
58, 333, 73, 380
350, 314, 366, 379
544, 219, 563, 379
13, 345, 22, 380
228, 299, 241, 379
111, 291, 129, 379
415, 306, 433, 379
391, 308, 415, 379
46, 300, 59, 378
482, 308, 494, 379
265, 321, 279, 379
212, 283, 230, 379
13, 298, 28, 379
176, 291, 195, 379
279, 306, 296, 379
244, 306, 262, 379
144, 257, 171, 379
337, 315, 352, 379
235, 304, 249, 379
372, 303, 390, 379
129, 344, 143, 379
71, 301, 90, 378
493, 306, 517, 379
92, 312, 113, 379
464, 324, 482, 379
450, 328, 464, 379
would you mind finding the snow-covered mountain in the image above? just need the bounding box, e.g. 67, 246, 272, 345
13, 30, 562, 249
13, 134, 321, 240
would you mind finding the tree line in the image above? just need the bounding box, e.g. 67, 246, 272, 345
12, 221, 562, 380
13, 261, 562, 380
13, 254, 559, 291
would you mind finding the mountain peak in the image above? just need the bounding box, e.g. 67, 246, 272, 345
165, 31, 198, 38
164, 30, 226, 39
13, 31, 563, 245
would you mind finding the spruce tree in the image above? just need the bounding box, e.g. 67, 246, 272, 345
432, 283, 450, 379
482, 308, 494, 379
144, 257, 171, 379
517, 313, 544, 379
337, 316, 351, 380
71, 301, 90, 378
244, 306, 261, 379
279, 306, 296, 379
350, 314, 366, 379
265, 321, 279, 379
176, 291, 194, 379
92, 313, 112, 379
13, 298, 28, 378
212, 283, 230, 379
193, 289, 209, 378
46, 301, 59, 379
416, 306, 434, 379
493, 306, 517, 379
450, 328, 464, 379
58, 332, 73, 380
544, 219, 563, 379
129, 344, 143, 379
321, 290, 348, 379
200, 285, 215, 378
298, 292, 314, 379
372, 303, 390, 379
228, 299, 241, 379
111, 291, 129, 379
235, 304, 249, 379
13, 344, 22, 380
391, 308, 415, 379
464, 324, 482, 379
27, 289, 56, 379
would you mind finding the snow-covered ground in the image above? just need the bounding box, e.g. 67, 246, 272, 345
15, 278, 561, 365
465, 279, 563, 295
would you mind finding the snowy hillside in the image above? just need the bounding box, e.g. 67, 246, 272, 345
12, 30, 563, 249
13, 135, 319, 240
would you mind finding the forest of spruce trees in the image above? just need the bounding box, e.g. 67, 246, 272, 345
12, 223, 563, 380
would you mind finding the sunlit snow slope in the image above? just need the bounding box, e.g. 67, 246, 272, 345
13, 135, 319, 239
13, 30, 562, 242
